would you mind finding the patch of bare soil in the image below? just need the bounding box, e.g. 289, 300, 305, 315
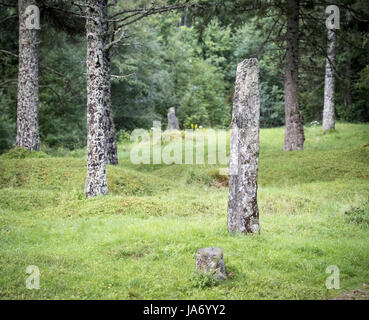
331, 284, 369, 300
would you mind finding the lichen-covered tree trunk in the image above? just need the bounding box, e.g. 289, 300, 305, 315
102, 0, 118, 165
284, 0, 305, 151
103, 52, 118, 165
84, 0, 108, 198
16, 0, 40, 150
228, 58, 260, 234
323, 29, 336, 131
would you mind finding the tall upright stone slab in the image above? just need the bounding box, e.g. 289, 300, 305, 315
167, 107, 180, 130
228, 58, 260, 234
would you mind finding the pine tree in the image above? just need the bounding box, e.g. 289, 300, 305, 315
84, 0, 108, 198
16, 0, 40, 150
283, 0, 305, 151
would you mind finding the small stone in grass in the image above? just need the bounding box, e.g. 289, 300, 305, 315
196, 247, 226, 280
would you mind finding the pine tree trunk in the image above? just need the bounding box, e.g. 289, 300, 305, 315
344, 44, 352, 110
322, 29, 336, 131
284, 0, 305, 151
344, 12, 352, 111
16, 0, 40, 150
102, 0, 118, 165
84, 0, 108, 198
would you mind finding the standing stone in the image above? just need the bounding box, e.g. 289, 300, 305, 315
16, 0, 40, 151
228, 58, 260, 234
167, 107, 180, 130
196, 247, 226, 280
84, 0, 108, 198
322, 29, 336, 131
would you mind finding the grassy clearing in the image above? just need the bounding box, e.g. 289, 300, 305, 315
0, 123, 368, 299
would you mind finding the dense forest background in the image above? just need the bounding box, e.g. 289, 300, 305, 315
1, 0, 368, 153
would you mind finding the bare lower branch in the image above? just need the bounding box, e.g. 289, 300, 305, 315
0, 49, 66, 78
0, 78, 17, 87
111, 73, 135, 79
0, 14, 17, 24
0, 49, 18, 58
104, 29, 127, 51
108, 1, 198, 25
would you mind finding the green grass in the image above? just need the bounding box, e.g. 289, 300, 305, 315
0, 122, 368, 299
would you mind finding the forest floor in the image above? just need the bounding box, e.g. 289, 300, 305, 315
0, 123, 368, 299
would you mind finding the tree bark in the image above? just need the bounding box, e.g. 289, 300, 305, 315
102, 0, 118, 165
322, 29, 336, 131
344, 60, 352, 109
16, 0, 40, 150
284, 0, 305, 151
228, 58, 260, 234
84, 0, 108, 198
344, 11, 352, 111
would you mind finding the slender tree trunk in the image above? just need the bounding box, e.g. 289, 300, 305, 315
180, 9, 188, 26
284, 0, 304, 151
344, 43, 352, 110
344, 62, 352, 108
102, 0, 118, 165
84, 0, 108, 198
322, 29, 336, 131
16, 0, 40, 150
103, 53, 118, 165
344, 11, 352, 111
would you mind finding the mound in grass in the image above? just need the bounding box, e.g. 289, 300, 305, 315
0, 156, 165, 197
1, 147, 49, 159
345, 198, 369, 227
207, 169, 229, 187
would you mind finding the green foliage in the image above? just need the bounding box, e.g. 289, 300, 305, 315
259, 84, 285, 127
192, 272, 219, 289
0, 3, 86, 153
354, 64, 369, 122
38, 31, 87, 150
202, 19, 233, 78
117, 129, 132, 144
111, 18, 229, 130
0, 5, 18, 153
230, 18, 286, 127
178, 58, 229, 128
333, 18, 369, 123
1, 2, 368, 153
356, 65, 369, 92
0, 91, 16, 153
